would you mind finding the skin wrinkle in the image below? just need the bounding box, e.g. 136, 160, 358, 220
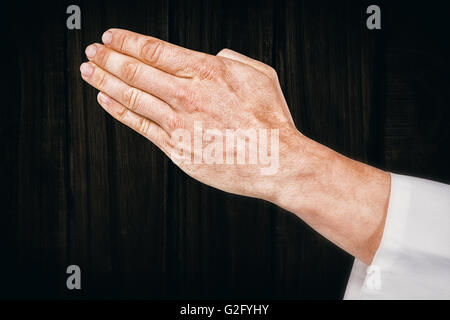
81, 29, 391, 266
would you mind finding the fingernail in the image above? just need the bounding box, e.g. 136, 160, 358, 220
102, 31, 112, 45
80, 63, 94, 77
85, 45, 97, 59
98, 92, 111, 105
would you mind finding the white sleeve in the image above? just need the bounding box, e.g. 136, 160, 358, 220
344, 173, 450, 300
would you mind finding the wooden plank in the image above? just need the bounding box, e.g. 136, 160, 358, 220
64, 0, 114, 297
13, 1, 69, 297
0, 3, 21, 298
382, 2, 450, 184
95, 0, 170, 298
272, 0, 382, 298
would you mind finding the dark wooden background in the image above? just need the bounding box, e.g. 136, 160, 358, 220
1, 0, 449, 299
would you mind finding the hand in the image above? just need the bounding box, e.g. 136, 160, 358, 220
80, 29, 390, 265
80, 28, 302, 202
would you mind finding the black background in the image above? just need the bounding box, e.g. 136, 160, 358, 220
1, 0, 449, 299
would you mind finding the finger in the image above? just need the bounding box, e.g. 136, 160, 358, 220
97, 92, 172, 154
217, 48, 277, 79
80, 62, 179, 132
85, 44, 186, 107
101, 28, 215, 79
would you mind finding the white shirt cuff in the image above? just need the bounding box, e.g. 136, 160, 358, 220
344, 173, 450, 299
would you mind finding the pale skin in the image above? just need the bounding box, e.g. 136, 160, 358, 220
80, 29, 391, 265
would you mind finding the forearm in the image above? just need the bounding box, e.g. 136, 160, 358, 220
270, 133, 391, 265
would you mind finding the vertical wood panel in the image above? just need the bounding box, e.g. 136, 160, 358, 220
167, 0, 229, 298
272, 0, 382, 298
12, 2, 69, 297
382, 2, 450, 183
216, 0, 276, 299
4, 0, 447, 300
91, 0, 170, 298
66, 0, 115, 297
1, 4, 22, 298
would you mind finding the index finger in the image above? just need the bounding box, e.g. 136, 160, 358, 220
102, 28, 214, 79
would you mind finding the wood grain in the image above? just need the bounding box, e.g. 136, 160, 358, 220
1, 0, 449, 299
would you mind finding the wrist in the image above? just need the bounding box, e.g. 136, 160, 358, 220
269, 133, 334, 213
270, 132, 391, 264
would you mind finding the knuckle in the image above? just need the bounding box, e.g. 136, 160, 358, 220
265, 66, 278, 80
96, 47, 110, 66
123, 62, 141, 83
197, 57, 225, 80
165, 114, 182, 131
161, 134, 172, 150
137, 117, 151, 134
216, 48, 231, 57
174, 86, 197, 109
124, 87, 140, 111
117, 105, 128, 120
116, 31, 127, 51
95, 71, 107, 89
140, 39, 163, 65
